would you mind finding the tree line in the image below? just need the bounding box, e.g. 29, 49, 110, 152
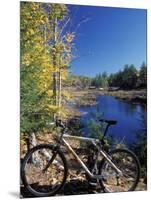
72, 62, 147, 90
108, 62, 147, 89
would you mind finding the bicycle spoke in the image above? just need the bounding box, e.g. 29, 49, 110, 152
22, 145, 67, 196
99, 149, 140, 192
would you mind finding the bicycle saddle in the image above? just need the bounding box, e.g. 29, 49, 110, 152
99, 119, 117, 125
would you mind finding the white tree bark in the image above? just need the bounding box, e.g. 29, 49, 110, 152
28, 133, 63, 169
29, 133, 40, 165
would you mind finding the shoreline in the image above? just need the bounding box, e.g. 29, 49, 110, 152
63, 88, 147, 138
103, 89, 147, 105
71, 89, 147, 106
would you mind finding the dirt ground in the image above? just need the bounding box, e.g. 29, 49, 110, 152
20, 133, 147, 198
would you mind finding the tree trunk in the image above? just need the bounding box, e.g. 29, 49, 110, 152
29, 132, 37, 148
53, 17, 58, 106
28, 132, 40, 165
27, 133, 63, 169
26, 132, 37, 153
58, 70, 62, 115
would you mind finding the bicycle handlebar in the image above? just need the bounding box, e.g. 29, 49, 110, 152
49, 119, 66, 129
56, 119, 66, 129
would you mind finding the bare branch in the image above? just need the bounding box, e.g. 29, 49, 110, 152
58, 17, 71, 41
74, 17, 91, 32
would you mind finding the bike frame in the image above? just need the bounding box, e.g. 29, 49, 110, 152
61, 134, 122, 180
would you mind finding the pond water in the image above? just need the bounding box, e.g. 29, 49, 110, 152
78, 95, 147, 145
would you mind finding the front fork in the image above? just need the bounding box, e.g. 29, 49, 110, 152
42, 146, 59, 172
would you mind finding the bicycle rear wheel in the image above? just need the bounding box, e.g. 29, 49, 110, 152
99, 148, 140, 193
21, 144, 68, 197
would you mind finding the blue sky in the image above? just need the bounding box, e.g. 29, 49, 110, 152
67, 5, 147, 77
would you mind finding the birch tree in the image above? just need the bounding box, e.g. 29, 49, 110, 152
21, 2, 56, 147
20, 2, 75, 145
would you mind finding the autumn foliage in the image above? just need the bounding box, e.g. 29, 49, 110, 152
20, 2, 75, 134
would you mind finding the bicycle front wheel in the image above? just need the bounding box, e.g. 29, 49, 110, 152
21, 144, 68, 197
99, 148, 140, 193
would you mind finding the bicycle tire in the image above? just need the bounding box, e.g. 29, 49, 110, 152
21, 144, 68, 197
99, 148, 141, 193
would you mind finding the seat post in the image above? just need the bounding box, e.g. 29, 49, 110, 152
102, 124, 110, 141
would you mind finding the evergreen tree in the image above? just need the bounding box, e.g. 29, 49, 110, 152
139, 62, 147, 87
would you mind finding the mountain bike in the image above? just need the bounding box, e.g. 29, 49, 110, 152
21, 119, 141, 197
